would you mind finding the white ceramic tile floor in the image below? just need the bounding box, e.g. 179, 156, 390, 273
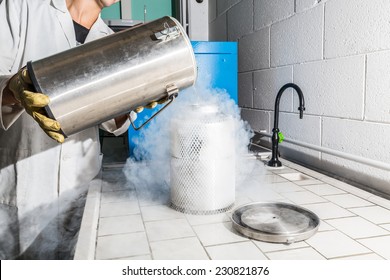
357, 236, 390, 259
316, 220, 335, 232
305, 231, 371, 259
302, 184, 346, 196
145, 218, 195, 242
100, 189, 137, 204
252, 239, 309, 253
141, 204, 186, 222
117, 255, 152, 260
268, 181, 306, 193
150, 237, 209, 260
78, 158, 390, 260
185, 212, 230, 226
281, 190, 328, 205
98, 214, 144, 236
205, 241, 267, 260
294, 179, 323, 186
96, 232, 149, 260
326, 216, 388, 239
332, 253, 384, 260
266, 247, 326, 260
380, 224, 390, 231
99, 201, 140, 217
193, 222, 248, 247
323, 194, 374, 208
303, 202, 355, 220
279, 172, 313, 181
348, 206, 390, 224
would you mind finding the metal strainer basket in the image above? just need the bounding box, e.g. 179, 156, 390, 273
170, 104, 235, 215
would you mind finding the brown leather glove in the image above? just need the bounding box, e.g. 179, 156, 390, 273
7, 68, 64, 143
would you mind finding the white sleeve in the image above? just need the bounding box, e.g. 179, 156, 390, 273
99, 118, 131, 136
0, 76, 24, 130
0, 0, 24, 130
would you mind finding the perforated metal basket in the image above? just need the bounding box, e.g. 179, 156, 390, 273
170, 105, 235, 215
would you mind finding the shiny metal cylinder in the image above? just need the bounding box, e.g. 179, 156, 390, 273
27, 16, 197, 137
170, 105, 235, 215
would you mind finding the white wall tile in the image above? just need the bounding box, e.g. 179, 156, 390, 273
238, 28, 269, 72
293, 56, 365, 119
209, 13, 227, 41
227, 0, 253, 41
238, 72, 253, 107
253, 66, 293, 111
366, 50, 390, 123
271, 5, 323, 66
241, 108, 271, 133
324, 0, 390, 58
254, 0, 294, 30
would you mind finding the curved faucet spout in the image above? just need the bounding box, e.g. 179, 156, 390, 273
268, 83, 305, 168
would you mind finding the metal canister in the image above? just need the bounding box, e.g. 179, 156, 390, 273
170, 104, 236, 215
27, 16, 197, 137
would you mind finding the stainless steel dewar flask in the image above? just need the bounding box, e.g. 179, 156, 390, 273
27, 16, 197, 137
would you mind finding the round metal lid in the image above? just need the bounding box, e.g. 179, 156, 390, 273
232, 202, 320, 244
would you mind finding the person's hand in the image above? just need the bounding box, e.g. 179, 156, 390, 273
7, 68, 64, 143
134, 100, 159, 113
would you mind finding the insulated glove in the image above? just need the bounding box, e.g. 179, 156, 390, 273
134, 101, 158, 113
7, 68, 65, 143
134, 99, 164, 113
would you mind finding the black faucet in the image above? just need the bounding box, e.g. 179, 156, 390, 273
267, 83, 305, 167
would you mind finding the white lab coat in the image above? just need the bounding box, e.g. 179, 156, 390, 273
0, 0, 129, 258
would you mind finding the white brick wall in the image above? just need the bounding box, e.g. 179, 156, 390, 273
325, 0, 390, 58
322, 118, 390, 162
295, 0, 329, 13
238, 72, 253, 108
227, 0, 253, 41
241, 108, 271, 133
217, 0, 240, 16
271, 5, 323, 66
209, 13, 227, 41
278, 112, 322, 159
366, 50, 390, 123
238, 28, 270, 72
254, 0, 294, 30
322, 118, 390, 186
253, 66, 293, 112
209, 0, 390, 195
293, 56, 365, 119
209, 0, 217, 22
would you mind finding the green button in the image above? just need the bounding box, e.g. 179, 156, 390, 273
278, 132, 284, 143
